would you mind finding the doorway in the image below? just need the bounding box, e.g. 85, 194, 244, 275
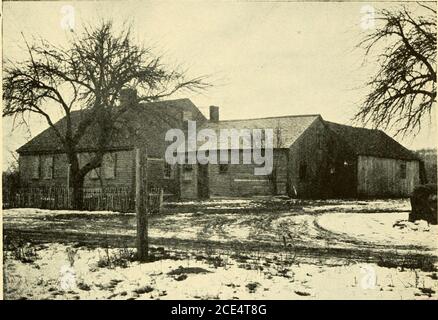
197, 164, 209, 199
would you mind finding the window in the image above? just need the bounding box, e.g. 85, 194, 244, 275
299, 163, 307, 181
78, 153, 100, 180
103, 153, 117, 179
41, 155, 54, 180
164, 162, 174, 179
219, 164, 229, 174
400, 163, 407, 179
30, 156, 40, 179
183, 164, 193, 181
89, 168, 100, 180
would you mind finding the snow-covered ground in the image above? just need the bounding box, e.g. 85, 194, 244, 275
317, 212, 438, 250
3, 198, 438, 299
4, 199, 430, 251
4, 243, 437, 300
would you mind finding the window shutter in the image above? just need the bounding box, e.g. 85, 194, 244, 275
31, 156, 40, 179
103, 153, 117, 179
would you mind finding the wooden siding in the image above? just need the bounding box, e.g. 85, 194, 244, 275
19, 150, 134, 189
179, 163, 198, 199
357, 155, 420, 197
19, 150, 180, 197
183, 149, 288, 198
288, 118, 357, 198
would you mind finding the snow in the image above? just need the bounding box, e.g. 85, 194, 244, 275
317, 212, 438, 251
4, 198, 438, 299
303, 199, 411, 213
4, 208, 123, 217
4, 243, 438, 300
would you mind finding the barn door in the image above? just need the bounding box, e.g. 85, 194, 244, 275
197, 164, 209, 199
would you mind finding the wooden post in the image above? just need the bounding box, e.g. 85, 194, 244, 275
66, 164, 71, 209
135, 147, 148, 261
159, 188, 164, 212
144, 153, 149, 256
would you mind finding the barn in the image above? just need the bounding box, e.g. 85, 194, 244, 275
16, 98, 421, 200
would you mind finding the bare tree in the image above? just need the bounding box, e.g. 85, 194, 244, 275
3, 21, 209, 209
355, 3, 436, 135
268, 121, 284, 195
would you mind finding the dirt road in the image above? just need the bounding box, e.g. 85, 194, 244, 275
3, 199, 437, 265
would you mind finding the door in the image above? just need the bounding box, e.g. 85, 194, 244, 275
197, 164, 209, 199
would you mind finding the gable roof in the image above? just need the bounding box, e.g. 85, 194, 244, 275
17, 100, 418, 161
199, 114, 320, 149
17, 98, 206, 157
324, 121, 419, 161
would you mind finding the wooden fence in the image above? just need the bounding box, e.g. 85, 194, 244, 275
3, 186, 163, 213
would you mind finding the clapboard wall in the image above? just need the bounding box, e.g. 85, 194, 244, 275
287, 118, 358, 199
18, 150, 180, 197
208, 149, 288, 197
357, 155, 420, 197
177, 149, 288, 199
19, 150, 134, 189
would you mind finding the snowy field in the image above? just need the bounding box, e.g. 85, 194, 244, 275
4, 243, 437, 300
3, 198, 438, 299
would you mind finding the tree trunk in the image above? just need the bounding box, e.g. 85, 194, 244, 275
67, 151, 85, 210
270, 168, 278, 195
71, 174, 84, 210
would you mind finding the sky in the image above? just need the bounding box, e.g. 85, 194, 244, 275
2, 0, 437, 169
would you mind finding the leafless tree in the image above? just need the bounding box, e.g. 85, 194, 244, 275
268, 121, 284, 195
3, 21, 209, 209
355, 3, 436, 136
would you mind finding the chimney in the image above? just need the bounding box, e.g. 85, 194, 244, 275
209, 105, 219, 123
120, 88, 137, 107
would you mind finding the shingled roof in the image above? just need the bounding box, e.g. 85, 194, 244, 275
17, 98, 206, 157
17, 99, 418, 161
199, 114, 320, 149
325, 121, 419, 161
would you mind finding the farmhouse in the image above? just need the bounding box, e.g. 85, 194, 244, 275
17, 98, 421, 200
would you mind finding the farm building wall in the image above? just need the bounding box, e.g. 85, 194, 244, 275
179, 163, 198, 199
288, 118, 357, 199
18, 150, 180, 198
357, 155, 420, 197
177, 149, 288, 199
208, 149, 288, 198
145, 158, 179, 198
19, 150, 134, 189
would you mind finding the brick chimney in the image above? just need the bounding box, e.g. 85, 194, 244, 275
209, 106, 219, 123
120, 88, 137, 106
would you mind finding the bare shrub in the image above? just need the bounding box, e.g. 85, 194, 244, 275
6, 240, 38, 264
97, 247, 136, 269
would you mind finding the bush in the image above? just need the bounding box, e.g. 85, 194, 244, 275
377, 254, 437, 272
7, 241, 38, 263
410, 184, 437, 224
97, 247, 136, 269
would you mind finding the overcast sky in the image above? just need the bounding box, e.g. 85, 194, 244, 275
2, 0, 436, 169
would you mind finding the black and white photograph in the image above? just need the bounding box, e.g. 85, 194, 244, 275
1, 0, 437, 301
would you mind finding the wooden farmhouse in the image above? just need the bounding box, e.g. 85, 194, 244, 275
17, 98, 422, 200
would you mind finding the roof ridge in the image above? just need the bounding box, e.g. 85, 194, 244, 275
139, 98, 192, 106
216, 114, 321, 123
324, 120, 382, 132
325, 120, 418, 160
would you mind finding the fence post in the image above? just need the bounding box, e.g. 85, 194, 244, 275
159, 188, 164, 212
135, 147, 148, 262
66, 164, 71, 209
